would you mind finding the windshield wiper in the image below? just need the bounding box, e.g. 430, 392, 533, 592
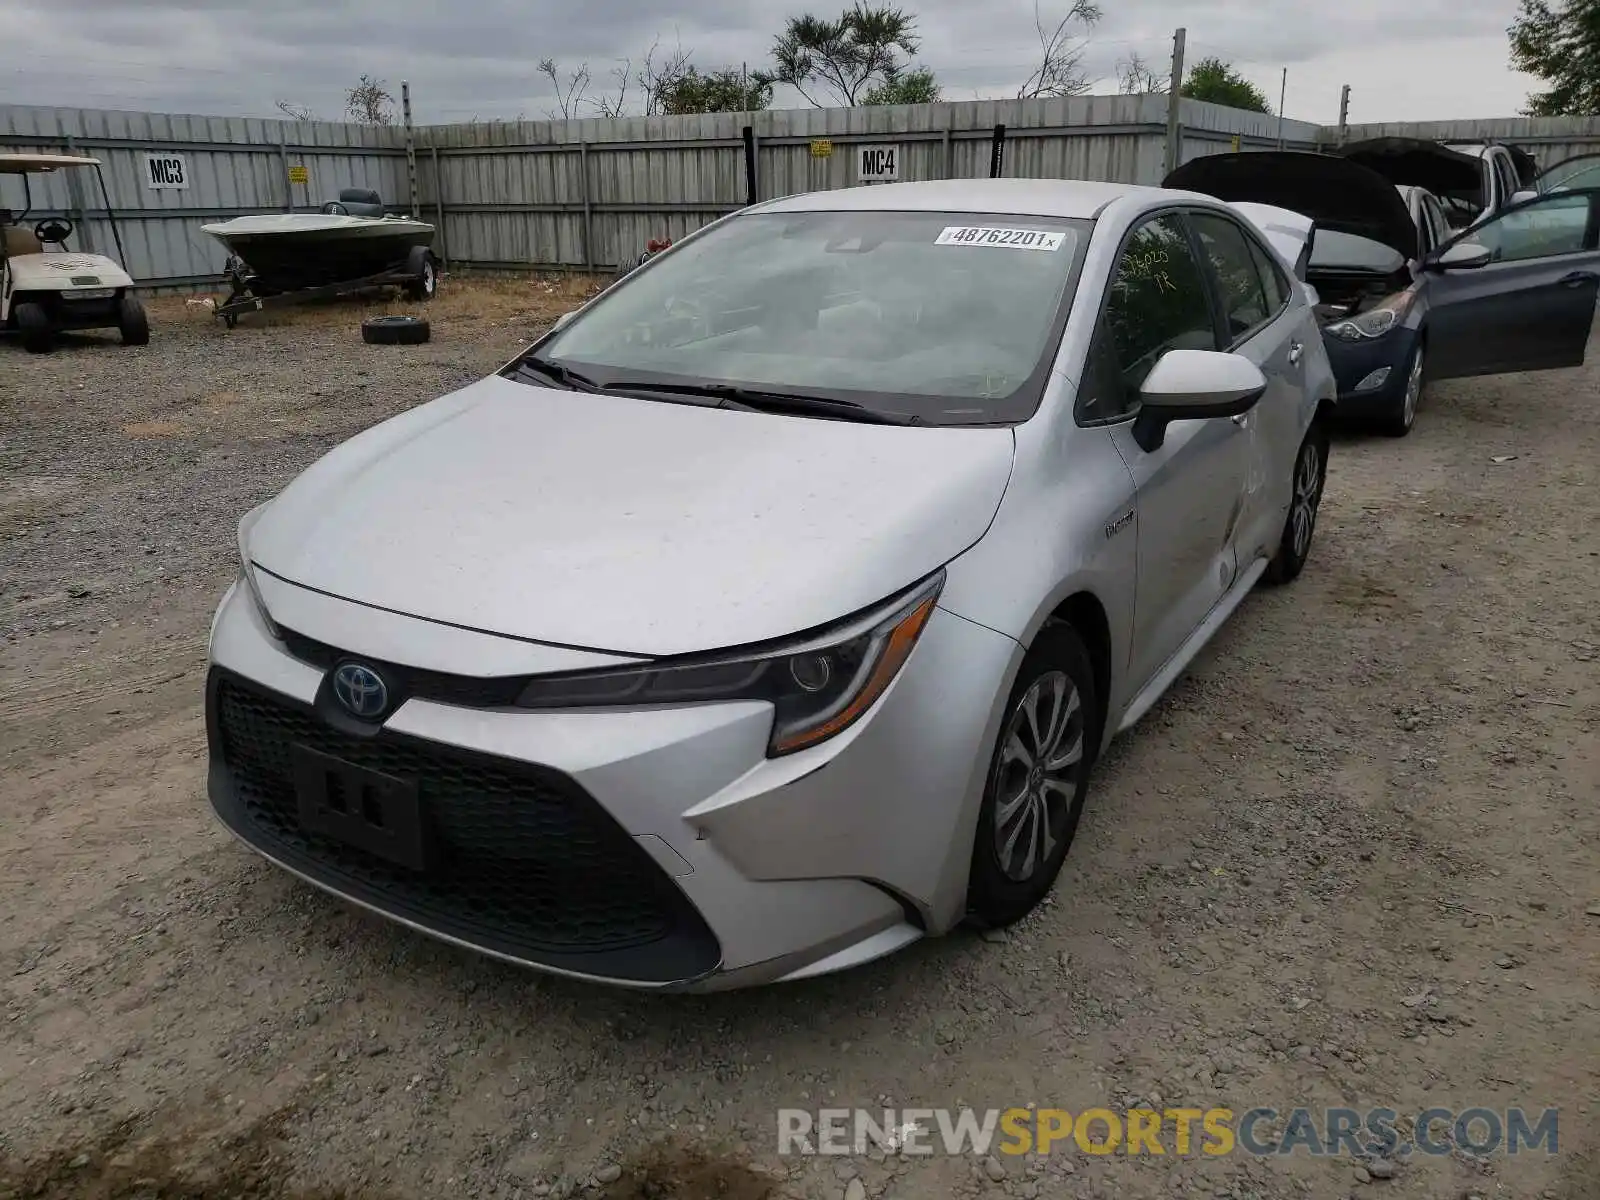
510, 355, 604, 392
598, 380, 921, 425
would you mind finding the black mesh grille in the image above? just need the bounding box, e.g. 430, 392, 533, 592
206, 669, 719, 983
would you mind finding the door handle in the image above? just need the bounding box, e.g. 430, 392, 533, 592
1287, 341, 1304, 365
1558, 271, 1598, 288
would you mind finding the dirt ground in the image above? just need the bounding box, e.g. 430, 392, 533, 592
1, 278, 1596, 1200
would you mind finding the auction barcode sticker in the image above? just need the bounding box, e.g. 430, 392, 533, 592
935, 226, 1065, 250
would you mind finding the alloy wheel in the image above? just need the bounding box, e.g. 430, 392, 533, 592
1290, 439, 1324, 561
992, 671, 1086, 882
1402, 345, 1425, 429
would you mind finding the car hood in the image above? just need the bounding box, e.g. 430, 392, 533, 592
1164, 151, 1419, 262
247, 375, 1017, 657
1333, 137, 1484, 202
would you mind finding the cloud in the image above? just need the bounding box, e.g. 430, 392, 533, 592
0, 0, 1538, 124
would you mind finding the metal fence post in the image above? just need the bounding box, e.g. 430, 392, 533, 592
988, 124, 1006, 178
431, 144, 448, 269
743, 125, 758, 205
279, 139, 292, 211
579, 140, 594, 275
942, 127, 953, 178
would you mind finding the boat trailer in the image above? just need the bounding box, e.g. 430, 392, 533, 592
214, 247, 437, 329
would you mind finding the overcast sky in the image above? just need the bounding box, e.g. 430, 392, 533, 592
0, 0, 1539, 127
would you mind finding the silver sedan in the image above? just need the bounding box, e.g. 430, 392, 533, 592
207, 178, 1337, 990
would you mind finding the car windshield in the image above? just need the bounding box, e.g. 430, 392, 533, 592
522, 209, 1089, 425
1541, 155, 1600, 193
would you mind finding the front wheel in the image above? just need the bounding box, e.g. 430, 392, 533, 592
15, 302, 53, 353
1262, 423, 1329, 586
966, 623, 1099, 928
118, 293, 150, 346
1382, 340, 1424, 438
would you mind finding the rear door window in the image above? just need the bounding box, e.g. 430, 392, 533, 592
1189, 212, 1273, 343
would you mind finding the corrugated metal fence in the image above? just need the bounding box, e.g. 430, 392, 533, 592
4, 98, 1597, 290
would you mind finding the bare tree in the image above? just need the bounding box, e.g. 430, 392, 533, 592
636, 35, 696, 115
344, 74, 395, 124
538, 57, 592, 120
275, 100, 317, 121
590, 59, 634, 118
1016, 0, 1102, 99
1116, 51, 1167, 95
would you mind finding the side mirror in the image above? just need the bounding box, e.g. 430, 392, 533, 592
1132, 350, 1267, 452
1430, 241, 1493, 272
552, 310, 577, 331
1511, 189, 1539, 206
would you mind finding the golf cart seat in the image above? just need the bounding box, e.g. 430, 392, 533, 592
335, 188, 386, 218
2, 223, 42, 258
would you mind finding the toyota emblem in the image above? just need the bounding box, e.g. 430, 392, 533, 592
332, 662, 389, 719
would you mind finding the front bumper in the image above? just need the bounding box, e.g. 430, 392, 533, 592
1322, 328, 1417, 417
205, 576, 1022, 990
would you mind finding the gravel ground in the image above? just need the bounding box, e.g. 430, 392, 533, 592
1, 285, 1597, 1200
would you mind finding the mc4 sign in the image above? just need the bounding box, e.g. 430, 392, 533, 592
857, 144, 900, 183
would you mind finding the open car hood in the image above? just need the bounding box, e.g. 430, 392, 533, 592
1332, 137, 1484, 202
1164, 151, 1419, 262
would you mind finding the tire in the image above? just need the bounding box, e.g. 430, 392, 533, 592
1262, 421, 1330, 586
1381, 339, 1425, 438
401, 248, 438, 302
361, 315, 430, 345
118, 293, 150, 346
966, 622, 1100, 928
15, 302, 53, 354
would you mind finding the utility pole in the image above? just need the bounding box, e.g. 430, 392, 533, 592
1337, 84, 1351, 146
1276, 68, 1287, 149
1163, 26, 1186, 179
401, 80, 419, 218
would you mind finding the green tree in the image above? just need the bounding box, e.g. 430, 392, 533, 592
1180, 57, 1271, 114
660, 67, 775, 114
863, 66, 941, 104
1509, 0, 1600, 116
771, 3, 921, 106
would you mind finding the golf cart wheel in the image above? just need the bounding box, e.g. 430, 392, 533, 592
118, 293, 150, 346
362, 315, 430, 345
402, 247, 438, 302
15, 302, 53, 354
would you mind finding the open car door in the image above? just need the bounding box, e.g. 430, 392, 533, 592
1422, 188, 1600, 381
1535, 153, 1600, 195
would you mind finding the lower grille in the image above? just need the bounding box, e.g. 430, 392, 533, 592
206, 668, 720, 983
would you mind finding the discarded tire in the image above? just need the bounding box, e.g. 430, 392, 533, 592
361, 315, 430, 345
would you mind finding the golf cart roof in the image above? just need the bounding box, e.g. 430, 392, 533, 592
0, 152, 103, 174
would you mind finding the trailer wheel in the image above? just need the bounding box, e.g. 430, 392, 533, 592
402, 248, 438, 302
118, 293, 150, 346
361, 315, 431, 345
15, 302, 53, 353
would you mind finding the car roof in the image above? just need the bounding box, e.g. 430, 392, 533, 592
0, 152, 103, 174
751, 177, 1189, 220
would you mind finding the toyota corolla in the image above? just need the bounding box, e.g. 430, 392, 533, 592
207, 178, 1337, 990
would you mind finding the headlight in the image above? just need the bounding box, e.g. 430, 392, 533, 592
516, 572, 944, 757
1326, 289, 1415, 341
237, 504, 282, 640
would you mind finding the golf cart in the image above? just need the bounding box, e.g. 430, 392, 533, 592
1, 152, 148, 353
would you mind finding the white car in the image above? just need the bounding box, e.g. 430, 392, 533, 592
1, 153, 148, 353
208, 179, 1337, 990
